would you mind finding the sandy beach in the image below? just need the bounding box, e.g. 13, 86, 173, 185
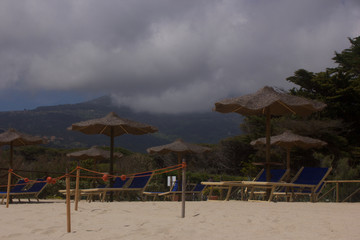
1, 200, 359, 240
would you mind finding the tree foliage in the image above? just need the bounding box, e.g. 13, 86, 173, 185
284, 36, 360, 184
286, 36, 360, 144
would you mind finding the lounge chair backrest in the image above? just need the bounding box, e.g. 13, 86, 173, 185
128, 172, 153, 189
293, 167, 332, 193
171, 180, 179, 192
11, 179, 27, 193
253, 169, 265, 181
257, 169, 288, 182
113, 177, 129, 188
192, 183, 206, 192
294, 168, 330, 185
24, 179, 47, 192
290, 167, 305, 183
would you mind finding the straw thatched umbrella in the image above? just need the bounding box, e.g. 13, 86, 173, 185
0, 128, 45, 168
67, 146, 124, 202
147, 139, 211, 218
250, 131, 327, 170
147, 138, 211, 156
147, 139, 211, 187
67, 146, 123, 169
68, 112, 158, 185
215, 86, 326, 182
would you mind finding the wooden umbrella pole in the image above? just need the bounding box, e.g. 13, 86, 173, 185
286, 147, 291, 170
265, 107, 271, 182
265, 107, 271, 200
177, 153, 182, 186
74, 166, 80, 211
10, 143, 13, 169
109, 127, 115, 202
181, 158, 186, 218
66, 169, 71, 233
6, 169, 12, 208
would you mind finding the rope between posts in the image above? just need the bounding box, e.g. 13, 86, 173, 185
1, 163, 186, 188
74, 163, 184, 180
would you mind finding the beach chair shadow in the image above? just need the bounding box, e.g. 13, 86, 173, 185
269, 167, 332, 202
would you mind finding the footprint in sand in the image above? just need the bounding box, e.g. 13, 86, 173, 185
31, 228, 43, 234
5, 233, 22, 239
41, 226, 58, 235
91, 209, 107, 214
85, 228, 102, 232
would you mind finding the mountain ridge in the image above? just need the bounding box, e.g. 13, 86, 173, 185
0, 95, 243, 152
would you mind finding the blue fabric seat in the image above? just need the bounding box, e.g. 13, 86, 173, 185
269, 167, 332, 202
256, 169, 289, 182
0, 179, 27, 194
1, 178, 48, 204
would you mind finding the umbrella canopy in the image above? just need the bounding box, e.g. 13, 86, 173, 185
215, 86, 326, 181
215, 86, 326, 116
69, 112, 157, 136
67, 145, 123, 162
147, 139, 211, 186
68, 112, 158, 181
147, 139, 211, 155
0, 128, 45, 168
250, 131, 327, 170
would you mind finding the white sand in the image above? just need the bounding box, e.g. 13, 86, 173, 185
0, 200, 359, 240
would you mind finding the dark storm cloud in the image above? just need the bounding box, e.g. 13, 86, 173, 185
0, 0, 359, 113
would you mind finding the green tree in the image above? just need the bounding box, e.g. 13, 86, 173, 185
286, 36, 360, 145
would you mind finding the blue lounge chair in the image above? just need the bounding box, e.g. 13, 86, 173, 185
79, 175, 132, 202
0, 179, 27, 204
268, 167, 332, 202
256, 168, 289, 182
82, 171, 154, 201
1, 179, 47, 203
0, 179, 27, 194
157, 182, 206, 201
143, 180, 179, 201
201, 169, 289, 201
244, 169, 290, 200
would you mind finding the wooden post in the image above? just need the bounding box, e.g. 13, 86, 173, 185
265, 107, 271, 182
336, 182, 339, 203
181, 158, 186, 218
265, 107, 271, 200
286, 147, 291, 170
74, 166, 80, 211
6, 169, 12, 208
66, 170, 71, 233
177, 153, 182, 185
109, 127, 114, 202
10, 143, 13, 169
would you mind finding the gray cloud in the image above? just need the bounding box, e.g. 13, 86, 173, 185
0, 0, 359, 113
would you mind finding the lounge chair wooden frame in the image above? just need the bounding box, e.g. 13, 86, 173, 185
62, 172, 154, 202
246, 168, 290, 200
157, 183, 206, 201
268, 167, 332, 202
1, 179, 47, 204
201, 168, 290, 201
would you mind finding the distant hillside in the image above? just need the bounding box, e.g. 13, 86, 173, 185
0, 96, 243, 152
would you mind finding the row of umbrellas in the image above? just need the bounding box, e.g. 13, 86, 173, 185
0, 86, 327, 183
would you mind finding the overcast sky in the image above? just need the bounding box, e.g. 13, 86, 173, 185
0, 0, 359, 113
